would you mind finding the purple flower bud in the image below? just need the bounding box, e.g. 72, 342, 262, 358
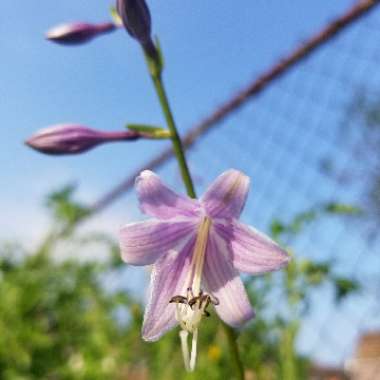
46, 22, 116, 45
116, 0, 152, 45
25, 124, 139, 155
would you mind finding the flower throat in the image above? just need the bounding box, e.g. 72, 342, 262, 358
169, 216, 218, 371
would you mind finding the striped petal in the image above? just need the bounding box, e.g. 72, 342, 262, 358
201, 169, 249, 219
216, 220, 290, 274
203, 233, 255, 327
142, 235, 196, 341
136, 170, 201, 219
120, 219, 197, 266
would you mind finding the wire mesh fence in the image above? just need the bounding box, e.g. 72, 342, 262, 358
109, 3, 380, 374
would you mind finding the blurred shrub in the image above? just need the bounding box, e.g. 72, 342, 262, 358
0, 188, 361, 379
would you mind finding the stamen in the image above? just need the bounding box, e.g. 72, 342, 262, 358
179, 330, 190, 372
189, 328, 198, 371
169, 295, 188, 304
210, 295, 220, 306
187, 287, 194, 299
170, 288, 217, 371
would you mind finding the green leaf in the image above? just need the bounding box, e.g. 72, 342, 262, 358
289, 210, 317, 234
301, 260, 330, 285
333, 277, 360, 302
127, 124, 164, 133
126, 124, 171, 139
45, 184, 90, 226
324, 202, 363, 215
270, 220, 286, 239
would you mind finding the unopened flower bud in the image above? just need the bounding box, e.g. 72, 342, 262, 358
46, 22, 116, 45
25, 124, 139, 155
116, 0, 152, 45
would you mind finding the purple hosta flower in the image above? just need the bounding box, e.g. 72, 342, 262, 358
46, 22, 116, 45
26, 124, 139, 155
116, 0, 152, 44
119, 170, 290, 371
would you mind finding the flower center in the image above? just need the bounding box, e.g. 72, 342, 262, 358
168, 216, 216, 372
174, 216, 213, 331
170, 289, 219, 333
170, 289, 218, 372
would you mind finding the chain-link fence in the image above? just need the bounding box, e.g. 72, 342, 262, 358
104, 4, 380, 377
188, 6, 380, 371
80, 2, 380, 377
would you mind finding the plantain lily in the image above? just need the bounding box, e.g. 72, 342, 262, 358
119, 169, 290, 371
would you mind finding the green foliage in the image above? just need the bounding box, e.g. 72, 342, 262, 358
270, 201, 362, 240
333, 277, 360, 302
263, 202, 362, 380
322, 89, 380, 238
270, 210, 316, 240
0, 246, 133, 379
324, 202, 362, 216
0, 189, 361, 379
46, 184, 90, 228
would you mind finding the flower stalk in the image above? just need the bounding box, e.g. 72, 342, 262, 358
144, 47, 245, 380
223, 323, 245, 380
149, 70, 196, 198
115, 1, 278, 377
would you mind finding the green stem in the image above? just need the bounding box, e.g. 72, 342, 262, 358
223, 323, 245, 380
150, 72, 196, 198
146, 53, 244, 380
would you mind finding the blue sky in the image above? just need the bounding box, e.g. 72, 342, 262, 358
3, 0, 378, 367
1, 0, 354, 241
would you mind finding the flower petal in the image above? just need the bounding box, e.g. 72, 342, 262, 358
203, 233, 255, 327
216, 220, 290, 274
120, 219, 197, 266
201, 169, 249, 219
136, 170, 200, 219
142, 235, 196, 341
